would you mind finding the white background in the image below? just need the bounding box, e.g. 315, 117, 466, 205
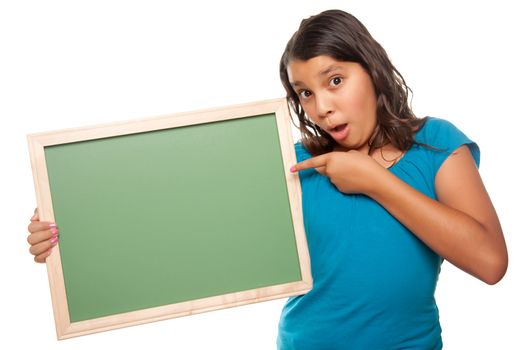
1, 0, 521, 349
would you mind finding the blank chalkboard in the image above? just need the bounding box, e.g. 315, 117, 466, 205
28, 99, 311, 339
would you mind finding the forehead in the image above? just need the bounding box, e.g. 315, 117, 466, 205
287, 55, 356, 85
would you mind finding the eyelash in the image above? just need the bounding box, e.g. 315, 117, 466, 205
330, 76, 343, 86
297, 76, 344, 99
298, 90, 312, 99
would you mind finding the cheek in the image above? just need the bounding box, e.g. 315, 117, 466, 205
301, 104, 320, 125
345, 84, 373, 111
344, 84, 377, 120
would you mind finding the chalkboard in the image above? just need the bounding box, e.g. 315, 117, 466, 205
27, 99, 311, 339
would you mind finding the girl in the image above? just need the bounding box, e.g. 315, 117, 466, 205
27, 9, 507, 349
277, 9, 507, 349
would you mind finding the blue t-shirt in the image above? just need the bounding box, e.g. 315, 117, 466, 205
277, 117, 480, 350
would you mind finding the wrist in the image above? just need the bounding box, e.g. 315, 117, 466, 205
364, 164, 394, 199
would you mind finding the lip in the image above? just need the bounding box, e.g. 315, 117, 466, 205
328, 123, 349, 141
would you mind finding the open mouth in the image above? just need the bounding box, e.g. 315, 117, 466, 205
331, 124, 347, 132
329, 123, 349, 141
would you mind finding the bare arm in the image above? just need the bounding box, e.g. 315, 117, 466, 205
292, 146, 508, 284
367, 145, 508, 284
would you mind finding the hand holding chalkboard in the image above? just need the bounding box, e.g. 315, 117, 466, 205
27, 208, 59, 263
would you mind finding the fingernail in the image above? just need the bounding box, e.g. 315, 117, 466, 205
51, 228, 58, 235
290, 166, 296, 173
50, 236, 59, 245
49, 223, 57, 228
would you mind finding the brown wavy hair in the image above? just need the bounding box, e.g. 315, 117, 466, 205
280, 9, 427, 156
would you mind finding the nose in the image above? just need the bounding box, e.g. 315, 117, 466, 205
315, 91, 334, 122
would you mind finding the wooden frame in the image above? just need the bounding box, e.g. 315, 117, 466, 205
28, 98, 312, 339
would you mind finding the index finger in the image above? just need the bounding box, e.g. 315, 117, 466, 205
290, 154, 329, 173
28, 220, 56, 234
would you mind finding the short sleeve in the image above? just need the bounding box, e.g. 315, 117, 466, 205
416, 117, 480, 175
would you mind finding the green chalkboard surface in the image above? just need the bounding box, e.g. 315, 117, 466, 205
28, 99, 311, 339
46, 113, 300, 321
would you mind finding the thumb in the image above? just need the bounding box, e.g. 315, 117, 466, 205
31, 208, 39, 221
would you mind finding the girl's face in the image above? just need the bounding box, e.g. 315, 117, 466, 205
287, 55, 378, 153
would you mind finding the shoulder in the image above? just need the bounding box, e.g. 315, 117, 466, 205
416, 117, 467, 146
294, 141, 312, 163
415, 117, 480, 168
294, 141, 319, 181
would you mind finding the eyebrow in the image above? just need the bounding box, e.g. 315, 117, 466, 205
319, 64, 344, 77
290, 64, 344, 88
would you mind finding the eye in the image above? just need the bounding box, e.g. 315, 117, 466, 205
298, 90, 312, 99
329, 76, 342, 87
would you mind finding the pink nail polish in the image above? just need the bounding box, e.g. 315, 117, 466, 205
50, 236, 59, 245
49, 223, 57, 228
290, 166, 296, 173
51, 228, 58, 235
